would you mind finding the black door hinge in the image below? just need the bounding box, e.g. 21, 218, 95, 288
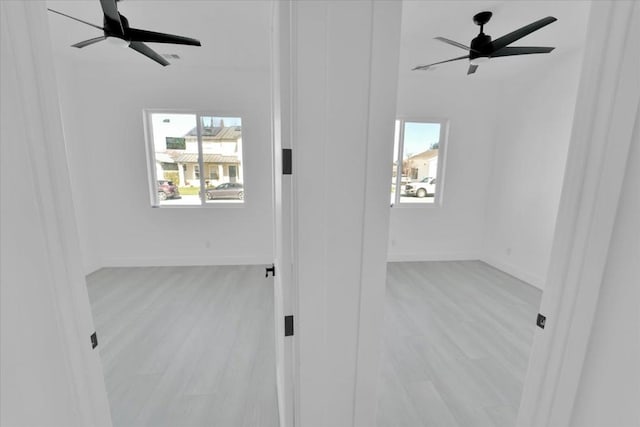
265, 264, 275, 278
536, 313, 546, 329
284, 315, 294, 336
283, 148, 292, 175
90, 332, 98, 349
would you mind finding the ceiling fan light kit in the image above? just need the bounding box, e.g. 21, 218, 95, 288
106, 36, 129, 48
413, 11, 557, 75
48, 0, 201, 66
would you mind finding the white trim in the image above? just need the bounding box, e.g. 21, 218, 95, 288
387, 251, 480, 263
142, 109, 246, 207
517, 2, 640, 426
392, 119, 403, 206
195, 117, 206, 202
352, 1, 403, 426
395, 118, 406, 205
83, 260, 105, 277
392, 117, 449, 207
142, 111, 160, 207
289, 2, 403, 424
270, 1, 297, 426
289, 3, 302, 427
481, 256, 545, 290
152, 202, 246, 209
101, 255, 273, 268
385, 253, 545, 289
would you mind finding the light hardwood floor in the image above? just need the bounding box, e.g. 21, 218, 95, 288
88, 261, 539, 427
377, 261, 542, 427
86, 265, 279, 427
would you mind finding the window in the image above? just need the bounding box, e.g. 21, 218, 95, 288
391, 119, 447, 206
145, 112, 244, 206
208, 166, 218, 180
166, 137, 186, 150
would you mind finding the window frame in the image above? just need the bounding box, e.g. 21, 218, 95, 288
143, 109, 246, 208
391, 117, 449, 208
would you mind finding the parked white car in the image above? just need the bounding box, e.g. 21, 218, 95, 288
404, 177, 436, 197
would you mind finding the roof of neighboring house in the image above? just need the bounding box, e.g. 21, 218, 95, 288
406, 149, 438, 161
155, 152, 175, 163
171, 153, 240, 164
184, 126, 241, 140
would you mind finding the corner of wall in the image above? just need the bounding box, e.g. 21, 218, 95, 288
480, 255, 544, 290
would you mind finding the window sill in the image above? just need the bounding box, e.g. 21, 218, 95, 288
152, 202, 246, 209
391, 203, 441, 209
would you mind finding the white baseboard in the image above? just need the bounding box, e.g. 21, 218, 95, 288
99, 255, 273, 269
481, 256, 545, 290
387, 252, 545, 290
82, 256, 103, 276
387, 251, 480, 262
83, 263, 102, 276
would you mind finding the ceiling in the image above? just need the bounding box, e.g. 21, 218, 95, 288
45, 0, 590, 78
45, 0, 272, 69
399, 0, 591, 81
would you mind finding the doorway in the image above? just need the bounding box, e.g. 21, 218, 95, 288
380, 1, 592, 425
85, 266, 279, 426
43, 0, 282, 425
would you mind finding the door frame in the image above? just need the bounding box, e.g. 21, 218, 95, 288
517, 2, 640, 426
270, 2, 296, 426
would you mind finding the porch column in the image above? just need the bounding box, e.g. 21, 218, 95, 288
177, 162, 185, 186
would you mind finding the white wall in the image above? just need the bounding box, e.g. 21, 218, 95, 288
389, 75, 500, 261
1, 28, 79, 427
56, 60, 103, 273
570, 111, 640, 427
390, 50, 587, 285
390, 3, 590, 288
52, 5, 274, 273
481, 51, 585, 288
292, 2, 402, 425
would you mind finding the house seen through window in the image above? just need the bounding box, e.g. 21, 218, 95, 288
391, 119, 447, 206
146, 112, 244, 206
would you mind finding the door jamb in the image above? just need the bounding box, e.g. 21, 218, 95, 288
517, 2, 640, 426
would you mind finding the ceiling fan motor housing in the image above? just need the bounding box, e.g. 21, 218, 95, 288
47, 0, 201, 66
470, 33, 492, 59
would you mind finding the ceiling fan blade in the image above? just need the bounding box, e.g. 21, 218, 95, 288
491, 16, 557, 52
413, 55, 469, 71
129, 41, 170, 66
72, 36, 107, 48
467, 64, 478, 74
47, 8, 104, 31
491, 46, 555, 57
434, 37, 472, 52
128, 28, 201, 46
99, 0, 124, 35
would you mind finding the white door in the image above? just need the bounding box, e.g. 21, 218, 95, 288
1, 2, 112, 425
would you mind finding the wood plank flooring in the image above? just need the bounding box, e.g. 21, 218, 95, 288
377, 261, 542, 427
86, 265, 279, 427
88, 261, 539, 427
